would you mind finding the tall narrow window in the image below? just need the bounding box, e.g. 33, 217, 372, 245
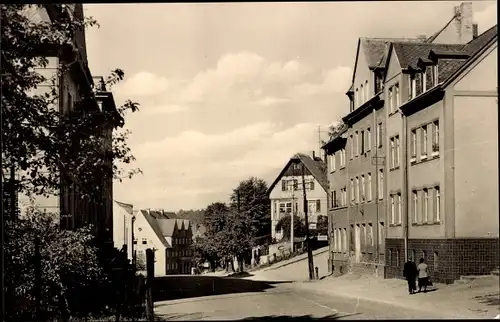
332, 153, 336, 171
355, 177, 359, 204
433, 65, 439, 84
378, 169, 384, 199
378, 222, 385, 247
390, 195, 395, 224
367, 173, 372, 201
333, 190, 337, 208
435, 186, 440, 222
395, 135, 400, 167
377, 122, 383, 147
350, 135, 354, 159
361, 130, 365, 154
343, 228, 347, 252
369, 223, 374, 246
340, 148, 346, 166
396, 250, 400, 267
423, 188, 429, 222
365, 80, 369, 101
361, 175, 365, 202
355, 88, 359, 107
355, 131, 359, 156
426, 65, 434, 88
433, 120, 439, 155
367, 127, 371, 151
412, 190, 418, 223
408, 74, 413, 99
316, 199, 321, 212
395, 83, 400, 108
282, 180, 286, 191
397, 193, 402, 224
434, 252, 439, 271
411, 129, 417, 159
350, 179, 354, 204
363, 224, 367, 245
390, 137, 395, 168
421, 125, 428, 158
388, 86, 393, 113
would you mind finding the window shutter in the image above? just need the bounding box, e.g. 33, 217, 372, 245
316, 199, 321, 212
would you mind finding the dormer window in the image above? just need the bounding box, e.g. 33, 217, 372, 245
415, 72, 424, 96
424, 64, 439, 90
408, 74, 416, 100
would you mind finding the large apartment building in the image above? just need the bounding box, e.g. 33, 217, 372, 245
323, 2, 498, 283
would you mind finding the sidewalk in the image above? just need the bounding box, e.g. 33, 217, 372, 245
292, 273, 500, 319
257, 246, 329, 272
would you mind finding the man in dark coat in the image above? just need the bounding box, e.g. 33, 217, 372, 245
403, 256, 418, 294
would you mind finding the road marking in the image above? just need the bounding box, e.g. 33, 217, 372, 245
290, 291, 339, 314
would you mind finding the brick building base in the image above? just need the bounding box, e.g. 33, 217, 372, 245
385, 238, 500, 284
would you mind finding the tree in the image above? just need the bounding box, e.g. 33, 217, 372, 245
229, 177, 271, 242
203, 202, 230, 234
314, 215, 328, 236
1, 4, 141, 205
323, 120, 347, 145
275, 215, 307, 240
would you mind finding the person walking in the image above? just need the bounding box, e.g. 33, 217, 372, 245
403, 256, 418, 294
417, 257, 429, 292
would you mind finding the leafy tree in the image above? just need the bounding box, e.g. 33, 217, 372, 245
275, 215, 307, 240
176, 209, 205, 228
314, 215, 329, 236
229, 177, 271, 242
203, 202, 230, 234
1, 4, 141, 205
322, 120, 347, 145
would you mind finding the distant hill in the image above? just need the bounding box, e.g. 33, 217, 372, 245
175, 209, 206, 228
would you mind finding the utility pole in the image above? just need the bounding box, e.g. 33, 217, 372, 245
290, 165, 296, 253
301, 164, 315, 280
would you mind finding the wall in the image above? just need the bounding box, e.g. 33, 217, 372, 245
452, 44, 498, 238
431, 2, 473, 45
407, 100, 446, 239
270, 172, 327, 239
352, 40, 375, 109
133, 212, 166, 276
112, 203, 128, 251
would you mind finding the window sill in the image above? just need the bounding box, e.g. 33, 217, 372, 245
389, 223, 403, 227
411, 221, 441, 226
431, 151, 440, 158
410, 156, 416, 163
390, 166, 401, 172
420, 154, 428, 161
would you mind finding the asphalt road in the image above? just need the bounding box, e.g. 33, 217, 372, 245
153, 276, 447, 320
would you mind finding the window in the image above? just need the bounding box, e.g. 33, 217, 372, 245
411, 129, 417, 159
378, 222, 384, 246
396, 250, 400, 267
388, 87, 393, 113
361, 130, 365, 154
343, 228, 347, 252
365, 80, 369, 101
434, 186, 440, 222
395, 83, 400, 108
397, 193, 402, 224
309, 180, 315, 190
425, 65, 434, 89
293, 179, 298, 191
412, 190, 418, 223
369, 223, 374, 246
316, 199, 321, 212
423, 188, 429, 222
341, 187, 347, 206
378, 169, 384, 199
390, 137, 395, 168
390, 195, 395, 224
350, 135, 354, 159
340, 148, 346, 167
355, 131, 359, 156
332, 190, 337, 208
377, 122, 383, 147
331, 153, 336, 171
408, 74, 413, 99
434, 252, 439, 271
433, 65, 439, 85
416, 73, 423, 96
421, 125, 428, 158
367, 173, 372, 201
361, 175, 365, 202
421, 250, 426, 262
350, 179, 355, 203
432, 121, 439, 154
355, 177, 359, 204
355, 88, 359, 107
281, 180, 286, 191
367, 127, 371, 151
141, 238, 147, 245
362, 224, 367, 245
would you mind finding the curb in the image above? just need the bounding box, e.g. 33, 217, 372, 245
291, 280, 490, 319
264, 247, 329, 272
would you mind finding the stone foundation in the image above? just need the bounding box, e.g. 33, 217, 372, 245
385, 238, 500, 284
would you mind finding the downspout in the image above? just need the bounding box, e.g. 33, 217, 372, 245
373, 107, 379, 263
402, 112, 409, 260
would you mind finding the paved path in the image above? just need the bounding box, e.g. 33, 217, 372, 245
154, 280, 447, 320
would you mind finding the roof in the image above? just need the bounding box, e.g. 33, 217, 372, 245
267, 153, 328, 195
141, 210, 171, 248
361, 37, 422, 69
391, 42, 465, 70
148, 209, 177, 220
114, 200, 133, 215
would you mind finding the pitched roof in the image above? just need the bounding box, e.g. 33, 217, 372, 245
463, 25, 498, 55
361, 37, 422, 69
141, 210, 171, 248
391, 42, 465, 70
267, 153, 328, 195
114, 200, 133, 215
157, 219, 178, 237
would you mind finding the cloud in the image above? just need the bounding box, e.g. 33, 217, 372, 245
115, 122, 329, 210
475, 4, 497, 33
253, 96, 291, 106
115, 72, 170, 97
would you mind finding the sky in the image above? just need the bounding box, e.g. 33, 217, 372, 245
84, 1, 497, 211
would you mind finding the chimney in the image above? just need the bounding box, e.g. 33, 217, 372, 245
472, 23, 478, 38
312, 151, 316, 160
457, 2, 474, 43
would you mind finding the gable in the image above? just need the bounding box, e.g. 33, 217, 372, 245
353, 42, 372, 107
453, 44, 498, 92
385, 47, 402, 83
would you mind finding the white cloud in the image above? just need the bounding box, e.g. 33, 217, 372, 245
114, 122, 329, 210
475, 4, 497, 33
115, 72, 170, 97
253, 96, 291, 106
